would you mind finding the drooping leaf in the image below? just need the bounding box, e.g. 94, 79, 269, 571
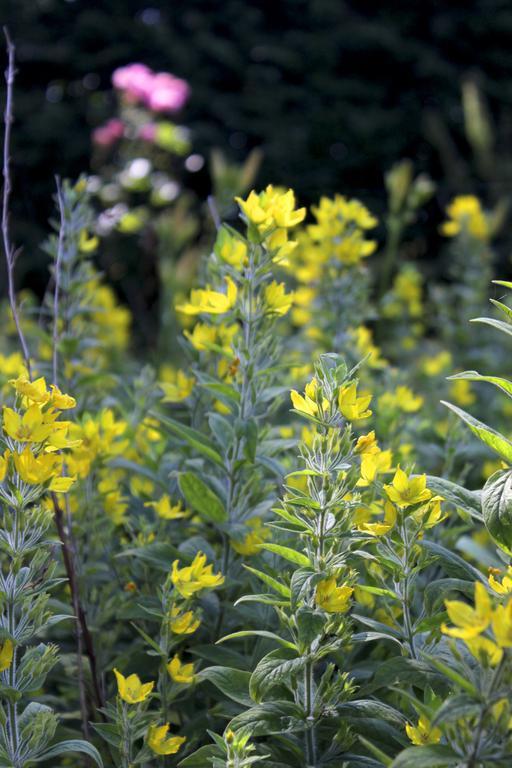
34, 740, 103, 766
391, 745, 462, 768
441, 401, 512, 463
425, 475, 482, 521
482, 468, 512, 555
178, 472, 227, 523
197, 666, 253, 706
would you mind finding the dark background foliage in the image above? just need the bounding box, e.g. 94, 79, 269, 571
2, 0, 512, 292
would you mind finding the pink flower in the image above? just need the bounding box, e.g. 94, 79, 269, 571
92, 118, 125, 147
147, 73, 190, 112
112, 63, 154, 103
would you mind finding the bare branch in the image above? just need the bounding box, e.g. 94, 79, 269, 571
2, 27, 31, 377
53, 177, 65, 386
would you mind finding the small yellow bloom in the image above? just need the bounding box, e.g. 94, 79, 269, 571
384, 467, 432, 508
488, 566, 512, 595
79, 229, 99, 253
465, 635, 503, 666
147, 723, 186, 756
113, 668, 154, 704
3, 405, 57, 444
13, 447, 74, 492
214, 228, 248, 269
356, 501, 397, 537
442, 582, 492, 640
167, 654, 195, 684
145, 495, 189, 520
492, 599, 512, 648
358, 448, 393, 485
171, 551, 224, 598
405, 715, 441, 746
394, 386, 423, 413
9, 376, 50, 405
355, 431, 379, 455
338, 382, 372, 421
169, 605, 201, 635
159, 369, 195, 403
49, 385, 76, 410
0, 638, 14, 672
176, 277, 237, 316
0, 449, 10, 482
449, 379, 475, 407
184, 322, 217, 351
290, 377, 328, 418
440, 195, 489, 241
264, 281, 294, 315
231, 517, 270, 556
315, 578, 353, 613
235, 186, 306, 232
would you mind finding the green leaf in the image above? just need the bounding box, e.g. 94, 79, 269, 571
418, 540, 484, 582
217, 630, 297, 651
197, 666, 252, 707
425, 475, 482, 521
178, 472, 227, 523
249, 648, 303, 703
448, 370, 512, 400
470, 316, 512, 339
34, 740, 103, 766
357, 736, 392, 767
228, 701, 303, 736
422, 654, 480, 697
441, 401, 512, 463
391, 745, 462, 768
490, 298, 512, 321
482, 469, 512, 555
244, 565, 291, 598
151, 411, 224, 467
259, 543, 310, 567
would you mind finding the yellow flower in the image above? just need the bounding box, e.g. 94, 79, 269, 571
264, 281, 294, 315
184, 322, 217, 351
465, 636, 503, 667
492, 599, 512, 648
488, 566, 512, 595
79, 229, 99, 253
147, 723, 186, 756
421, 351, 452, 377
384, 467, 432, 508
169, 605, 201, 635
9, 376, 50, 405
145, 495, 189, 520
13, 448, 75, 491
355, 431, 379, 455
442, 582, 492, 639
176, 277, 237, 315
235, 186, 306, 232
406, 715, 441, 746
315, 578, 353, 613
351, 326, 387, 369
171, 551, 224, 598
440, 195, 489, 241
49, 385, 76, 410
358, 448, 393, 485
394, 386, 423, 413
3, 405, 57, 444
214, 228, 248, 269
113, 668, 154, 704
0, 638, 14, 672
356, 501, 397, 537
0, 449, 10, 482
449, 379, 475, 407
290, 377, 328, 418
167, 654, 195, 684
338, 382, 372, 421
231, 517, 270, 556
159, 369, 195, 403
411, 496, 445, 529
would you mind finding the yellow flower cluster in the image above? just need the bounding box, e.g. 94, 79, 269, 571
158, 366, 195, 403
176, 276, 237, 316
171, 551, 224, 598
1, 377, 78, 493
235, 185, 305, 262
231, 516, 270, 556
308, 195, 378, 265
442, 581, 512, 666
440, 195, 490, 241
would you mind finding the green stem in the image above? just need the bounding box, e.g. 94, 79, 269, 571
304, 660, 317, 767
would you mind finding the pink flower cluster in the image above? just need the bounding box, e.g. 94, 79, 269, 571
92, 118, 125, 147
112, 63, 190, 113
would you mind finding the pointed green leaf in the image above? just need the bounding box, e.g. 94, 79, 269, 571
178, 472, 227, 523
441, 401, 512, 463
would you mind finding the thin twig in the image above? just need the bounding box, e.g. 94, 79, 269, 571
2, 28, 31, 377
52, 494, 105, 718
53, 177, 65, 386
